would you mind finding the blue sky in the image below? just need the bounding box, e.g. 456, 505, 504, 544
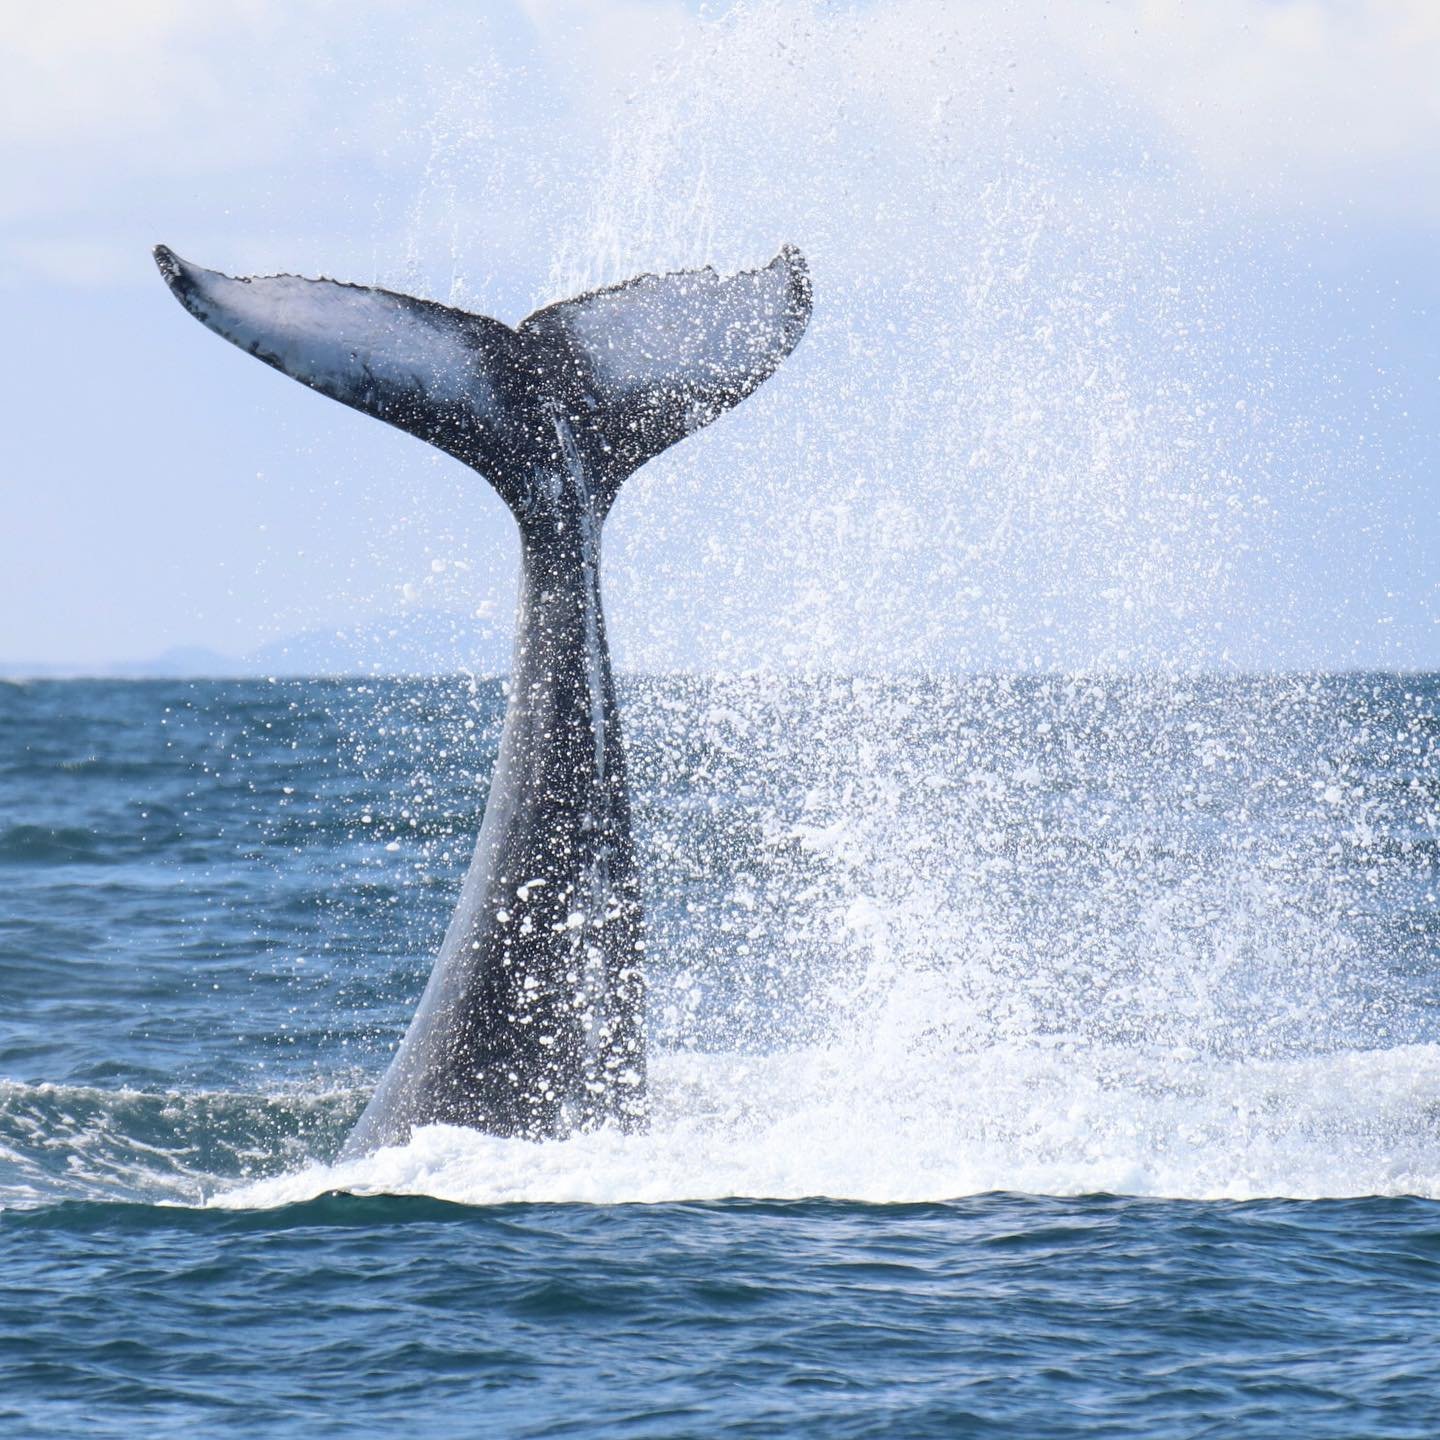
3, 0, 1438, 673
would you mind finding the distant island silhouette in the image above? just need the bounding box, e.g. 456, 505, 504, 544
0, 607, 509, 680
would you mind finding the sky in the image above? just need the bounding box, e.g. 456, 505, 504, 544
3, 0, 1439, 674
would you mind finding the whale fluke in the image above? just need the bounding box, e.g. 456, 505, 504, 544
520, 246, 811, 513
153, 244, 811, 521
153, 241, 812, 1149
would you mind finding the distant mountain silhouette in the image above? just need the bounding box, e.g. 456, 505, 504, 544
0, 609, 509, 680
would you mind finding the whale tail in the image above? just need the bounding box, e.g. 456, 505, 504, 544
153, 244, 811, 517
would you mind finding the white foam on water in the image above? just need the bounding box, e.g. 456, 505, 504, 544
218, 1041, 1440, 1209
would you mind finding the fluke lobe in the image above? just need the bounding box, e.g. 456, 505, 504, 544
153, 242, 811, 1152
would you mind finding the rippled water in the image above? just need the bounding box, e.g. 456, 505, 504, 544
3, 677, 1439, 1436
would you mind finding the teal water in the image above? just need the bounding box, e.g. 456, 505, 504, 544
3, 678, 1439, 1436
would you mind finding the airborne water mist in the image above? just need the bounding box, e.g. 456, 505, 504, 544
187, 3, 1440, 1207
205, 4, 1440, 1207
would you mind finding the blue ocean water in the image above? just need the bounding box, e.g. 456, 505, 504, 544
3, 677, 1439, 1437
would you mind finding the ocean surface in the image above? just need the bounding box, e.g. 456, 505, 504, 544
3, 675, 1439, 1437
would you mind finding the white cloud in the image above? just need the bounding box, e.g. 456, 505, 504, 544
1, 1, 308, 157
1061, 0, 1440, 215
5, 0, 1439, 285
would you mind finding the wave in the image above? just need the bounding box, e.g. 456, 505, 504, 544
0, 1078, 360, 1210
0, 823, 114, 864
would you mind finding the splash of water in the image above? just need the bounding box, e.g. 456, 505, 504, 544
32, 4, 1420, 1211
241, 3, 1433, 1207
